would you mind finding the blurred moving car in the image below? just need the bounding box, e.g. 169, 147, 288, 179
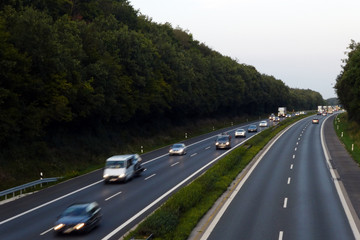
274, 117, 280, 122
54, 202, 102, 235
235, 129, 246, 138
312, 118, 319, 124
285, 113, 292, 118
169, 143, 187, 155
248, 125, 258, 132
103, 154, 143, 183
269, 113, 275, 120
215, 135, 231, 149
259, 121, 268, 127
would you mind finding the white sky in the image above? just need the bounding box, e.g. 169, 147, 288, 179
129, 0, 360, 99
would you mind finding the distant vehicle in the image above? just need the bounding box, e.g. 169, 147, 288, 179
103, 154, 144, 183
318, 106, 323, 114
274, 116, 280, 122
278, 107, 287, 117
54, 202, 102, 235
215, 135, 231, 149
312, 118, 319, 124
317, 111, 322, 115
259, 121, 268, 127
269, 113, 275, 120
322, 112, 327, 116
300, 111, 305, 115
248, 125, 258, 132
169, 143, 187, 156
235, 129, 246, 138
285, 113, 292, 118
295, 112, 300, 116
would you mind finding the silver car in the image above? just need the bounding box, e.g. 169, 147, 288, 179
259, 121, 268, 127
235, 129, 246, 138
169, 143, 187, 155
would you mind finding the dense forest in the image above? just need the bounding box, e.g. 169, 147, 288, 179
0, 0, 325, 189
335, 40, 360, 121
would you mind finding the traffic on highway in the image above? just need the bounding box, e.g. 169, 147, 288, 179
0, 112, 356, 240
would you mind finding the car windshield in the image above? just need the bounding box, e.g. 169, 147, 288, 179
62, 205, 88, 217
237, 129, 244, 132
172, 144, 184, 148
106, 160, 125, 169
217, 136, 229, 141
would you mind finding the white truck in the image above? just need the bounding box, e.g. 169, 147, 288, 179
103, 154, 144, 183
278, 107, 287, 117
317, 106, 323, 114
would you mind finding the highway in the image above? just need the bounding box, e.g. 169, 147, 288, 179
0, 119, 267, 240
200, 114, 356, 240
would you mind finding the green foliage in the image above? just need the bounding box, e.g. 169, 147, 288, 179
335, 40, 360, 121
334, 113, 360, 164
0, 0, 325, 189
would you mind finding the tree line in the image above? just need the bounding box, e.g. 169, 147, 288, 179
0, 0, 325, 187
335, 40, 360, 121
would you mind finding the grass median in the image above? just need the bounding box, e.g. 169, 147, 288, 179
124, 113, 312, 240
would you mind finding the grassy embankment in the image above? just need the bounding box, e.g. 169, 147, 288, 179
334, 112, 360, 164
124, 113, 313, 240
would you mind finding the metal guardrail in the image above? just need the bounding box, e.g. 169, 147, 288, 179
0, 177, 62, 200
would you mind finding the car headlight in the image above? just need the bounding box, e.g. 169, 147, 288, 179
119, 173, 125, 178
103, 174, 109, 179
226, 142, 230, 145
75, 223, 85, 230
54, 223, 65, 231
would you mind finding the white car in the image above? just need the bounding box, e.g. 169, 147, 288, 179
235, 129, 246, 138
103, 154, 143, 183
259, 121, 268, 127
169, 143, 187, 155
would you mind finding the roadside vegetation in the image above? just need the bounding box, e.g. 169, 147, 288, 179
124, 113, 313, 240
334, 112, 360, 165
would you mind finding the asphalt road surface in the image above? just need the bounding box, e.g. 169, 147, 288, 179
199, 114, 356, 240
0, 118, 271, 240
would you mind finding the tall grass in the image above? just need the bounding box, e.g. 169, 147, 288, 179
334, 112, 360, 165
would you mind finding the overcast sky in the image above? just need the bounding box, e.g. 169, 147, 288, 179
129, 0, 360, 99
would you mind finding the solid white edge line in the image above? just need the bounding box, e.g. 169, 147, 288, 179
321, 114, 360, 239
0, 180, 103, 226
200, 120, 300, 240
102, 133, 261, 240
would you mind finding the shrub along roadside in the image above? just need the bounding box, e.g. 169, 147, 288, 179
334, 112, 360, 165
124, 113, 313, 240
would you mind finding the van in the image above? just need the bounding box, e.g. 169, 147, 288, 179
103, 154, 143, 183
